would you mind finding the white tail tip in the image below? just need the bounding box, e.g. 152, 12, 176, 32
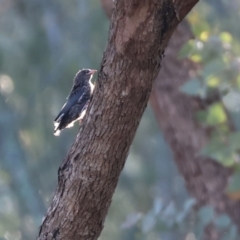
54, 130, 61, 136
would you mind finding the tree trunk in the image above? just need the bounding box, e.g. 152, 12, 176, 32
101, 1, 240, 239
150, 20, 240, 237
38, 0, 198, 239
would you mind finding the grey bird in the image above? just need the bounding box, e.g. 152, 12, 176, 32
53, 69, 97, 136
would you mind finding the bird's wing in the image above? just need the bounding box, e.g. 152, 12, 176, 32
76, 87, 91, 110
66, 80, 83, 99
54, 87, 87, 122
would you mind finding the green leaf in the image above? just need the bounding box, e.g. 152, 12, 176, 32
228, 132, 240, 152
221, 226, 237, 240
200, 136, 235, 167
141, 212, 156, 233
153, 198, 164, 215
200, 31, 209, 41
203, 59, 225, 80
227, 171, 240, 193
178, 40, 194, 59
205, 103, 227, 125
176, 199, 195, 223
190, 54, 202, 63
220, 32, 233, 43
180, 78, 202, 96
223, 91, 240, 112
183, 198, 196, 212
215, 214, 231, 228
198, 206, 214, 226
229, 226, 238, 239
206, 76, 220, 87
196, 103, 228, 126
196, 103, 227, 126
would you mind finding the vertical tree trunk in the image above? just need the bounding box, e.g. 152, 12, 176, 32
38, 0, 198, 239
101, 1, 240, 239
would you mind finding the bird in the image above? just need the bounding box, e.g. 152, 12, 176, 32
53, 68, 97, 136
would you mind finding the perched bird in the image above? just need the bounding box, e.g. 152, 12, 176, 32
53, 68, 97, 136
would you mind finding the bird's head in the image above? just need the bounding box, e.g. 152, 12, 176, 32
74, 69, 97, 85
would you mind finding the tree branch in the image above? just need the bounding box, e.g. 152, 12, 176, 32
38, 1, 198, 239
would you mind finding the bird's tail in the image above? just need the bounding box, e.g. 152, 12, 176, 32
54, 129, 61, 136
53, 121, 61, 136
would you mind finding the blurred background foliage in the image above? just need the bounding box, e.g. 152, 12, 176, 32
0, 0, 239, 239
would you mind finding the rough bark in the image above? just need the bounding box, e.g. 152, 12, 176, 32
38, 0, 198, 239
150, 21, 240, 237
100, 1, 240, 239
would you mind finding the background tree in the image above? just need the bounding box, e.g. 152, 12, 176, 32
0, 0, 240, 240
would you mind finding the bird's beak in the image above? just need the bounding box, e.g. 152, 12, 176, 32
88, 69, 97, 75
